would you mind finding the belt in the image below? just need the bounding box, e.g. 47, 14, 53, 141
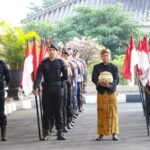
43, 81, 62, 86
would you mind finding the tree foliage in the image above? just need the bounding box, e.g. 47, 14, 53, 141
112, 54, 127, 84
23, 20, 55, 41
0, 21, 39, 70
55, 4, 143, 57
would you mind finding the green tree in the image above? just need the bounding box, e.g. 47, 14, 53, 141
0, 21, 39, 70
112, 54, 127, 84
0, 44, 5, 60
23, 20, 55, 41
55, 4, 143, 57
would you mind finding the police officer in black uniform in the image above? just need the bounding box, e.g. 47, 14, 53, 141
33, 43, 68, 140
0, 60, 10, 141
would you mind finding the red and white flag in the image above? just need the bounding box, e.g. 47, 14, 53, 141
32, 37, 39, 81
148, 50, 150, 85
122, 35, 139, 86
122, 44, 131, 80
130, 35, 139, 75
141, 36, 149, 71
22, 39, 33, 96
136, 40, 143, 75
139, 36, 150, 86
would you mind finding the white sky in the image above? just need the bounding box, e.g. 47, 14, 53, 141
0, 0, 42, 26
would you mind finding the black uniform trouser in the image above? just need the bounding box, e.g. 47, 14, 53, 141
63, 80, 74, 126
62, 82, 67, 126
42, 87, 63, 132
0, 91, 7, 127
145, 92, 150, 118
66, 80, 73, 123
77, 82, 83, 110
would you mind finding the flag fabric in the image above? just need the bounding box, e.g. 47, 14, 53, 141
137, 40, 142, 69
39, 38, 45, 64
136, 40, 143, 75
122, 35, 139, 86
122, 44, 131, 80
22, 39, 33, 96
32, 37, 39, 81
129, 35, 139, 79
148, 51, 150, 85
141, 36, 149, 71
139, 36, 150, 86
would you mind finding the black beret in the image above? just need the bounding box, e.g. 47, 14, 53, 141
48, 43, 59, 51
62, 48, 73, 55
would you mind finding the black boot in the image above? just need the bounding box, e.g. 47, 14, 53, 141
1, 126, 7, 141
42, 129, 49, 141
57, 131, 66, 140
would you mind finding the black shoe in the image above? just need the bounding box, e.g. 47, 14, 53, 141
72, 119, 75, 123
96, 135, 103, 141
73, 114, 77, 119
42, 129, 49, 140
42, 135, 49, 141
71, 122, 74, 127
1, 137, 7, 141
57, 132, 66, 140
57, 135, 66, 140
63, 126, 68, 133
112, 134, 119, 141
67, 123, 72, 129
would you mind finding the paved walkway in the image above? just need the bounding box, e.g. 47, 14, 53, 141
1, 101, 150, 150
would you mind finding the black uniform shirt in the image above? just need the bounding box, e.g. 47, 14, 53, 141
92, 62, 119, 94
0, 60, 11, 90
34, 58, 68, 89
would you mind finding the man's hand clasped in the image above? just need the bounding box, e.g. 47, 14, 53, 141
98, 78, 111, 88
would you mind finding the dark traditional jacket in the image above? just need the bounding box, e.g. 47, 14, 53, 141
92, 62, 119, 94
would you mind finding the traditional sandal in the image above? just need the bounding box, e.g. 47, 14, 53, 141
112, 134, 119, 141
96, 135, 103, 141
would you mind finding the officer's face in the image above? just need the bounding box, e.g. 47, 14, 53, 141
48, 48, 57, 59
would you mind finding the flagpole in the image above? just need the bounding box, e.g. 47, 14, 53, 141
38, 88, 44, 139
35, 94, 42, 140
